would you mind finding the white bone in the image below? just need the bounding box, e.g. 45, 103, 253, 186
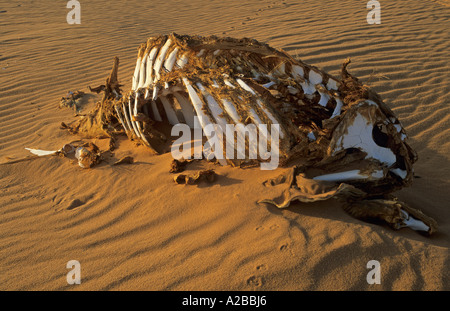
197, 49, 205, 57
196, 83, 235, 162
300, 81, 316, 95
291, 65, 304, 78
309, 70, 323, 85
133, 92, 141, 117
176, 54, 189, 68
160, 96, 179, 125
221, 98, 240, 124
262, 81, 276, 89
164, 48, 178, 72
234, 79, 282, 137
237, 78, 256, 95
330, 98, 343, 118
25, 148, 58, 156
390, 168, 407, 179
150, 100, 162, 122
132, 57, 142, 91
132, 95, 151, 145
182, 78, 226, 163
212, 80, 220, 88
154, 38, 172, 82
327, 78, 339, 90
152, 86, 160, 101
313, 170, 384, 182
224, 79, 236, 88
144, 47, 159, 88
137, 52, 148, 89
182, 78, 209, 120
333, 111, 397, 166
122, 102, 134, 133
128, 97, 141, 138
174, 92, 196, 128
318, 91, 330, 107
196, 83, 227, 126
114, 104, 129, 134
401, 210, 430, 232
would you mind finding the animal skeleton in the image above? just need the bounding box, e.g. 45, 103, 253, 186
68, 33, 437, 234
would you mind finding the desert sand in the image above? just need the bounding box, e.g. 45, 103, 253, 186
0, 0, 448, 291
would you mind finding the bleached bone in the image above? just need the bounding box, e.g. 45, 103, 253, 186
150, 100, 163, 122
133, 91, 148, 140
137, 52, 148, 89
154, 38, 172, 82
160, 96, 179, 125
313, 170, 384, 182
332, 104, 397, 166
144, 47, 159, 88
25, 148, 58, 156
235, 78, 283, 140
401, 210, 430, 232
318, 91, 330, 107
331, 98, 343, 118
121, 102, 134, 135
327, 78, 339, 90
176, 54, 189, 68
197, 49, 205, 57
152, 85, 160, 101
164, 48, 179, 72
262, 81, 276, 88
390, 168, 407, 179
224, 79, 236, 88
300, 81, 316, 95
132, 55, 142, 91
128, 97, 141, 138
291, 65, 304, 78
308, 70, 323, 85
196, 83, 227, 128
173, 92, 196, 128
114, 104, 131, 135
221, 98, 240, 124
182, 78, 226, 163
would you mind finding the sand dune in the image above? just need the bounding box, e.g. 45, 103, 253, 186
0, 0, 448, 290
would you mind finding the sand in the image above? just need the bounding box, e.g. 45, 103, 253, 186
0, 0, 449, 291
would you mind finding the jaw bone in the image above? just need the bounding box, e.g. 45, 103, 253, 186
400, 210, 430, 232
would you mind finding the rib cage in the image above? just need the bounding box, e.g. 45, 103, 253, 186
112, 33, 351, 163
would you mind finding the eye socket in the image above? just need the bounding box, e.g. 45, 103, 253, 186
372, 123, 389, 148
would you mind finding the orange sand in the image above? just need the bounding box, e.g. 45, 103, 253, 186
0, 0, 448, 290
